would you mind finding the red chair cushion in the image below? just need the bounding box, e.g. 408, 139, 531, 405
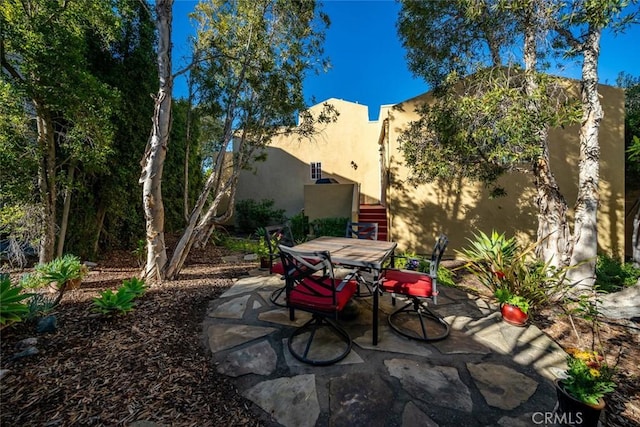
381, 270, 433, 298
271, 261, 285, 275
289, 278, 357, 312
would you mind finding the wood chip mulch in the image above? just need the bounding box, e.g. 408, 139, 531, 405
0, 247, 271, 427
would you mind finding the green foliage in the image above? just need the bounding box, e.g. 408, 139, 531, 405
563, 349, 616, 406
456, 230, 518, 291
437, 265, 456, 287
289, 212, 310, 242
24, 293, 56, 322
595, 254, 640, 293
36, 254, 85, 289
235, 200, 286, 233
92, 287, 136, 315
495, 288, 530, 314
0, 275, 30, 326
18, 272, 47, 290
457, 230, 566, 309
132, 240, 146, 268
92, 277, 146, 316
121, 277, 147, 298
310, 217, 350, 237
398, 69, 580, 190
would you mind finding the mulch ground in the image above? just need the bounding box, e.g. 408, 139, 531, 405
1, 246, 639, 427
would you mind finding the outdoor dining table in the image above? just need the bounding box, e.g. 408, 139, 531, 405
291, 236, 398, 345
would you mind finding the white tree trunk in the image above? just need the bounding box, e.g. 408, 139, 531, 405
521, 8, 572, 268
633, 197, 640, 267
567, 28, 602, 290
140, 0, 173, 282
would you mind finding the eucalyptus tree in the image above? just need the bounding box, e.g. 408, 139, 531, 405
163, 0, 333, 279
397, 0, 636, 291
0, 0, 120, 263
553, 1, 639, 287
140, 0, 173, 281
397, 0, 577, 267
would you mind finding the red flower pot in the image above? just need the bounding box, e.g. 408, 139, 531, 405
500, 303, 528, 326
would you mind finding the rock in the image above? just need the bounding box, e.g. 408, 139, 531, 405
83, 261, 98, 268
599, 284, 640, 319
15, 337, 38, 350
11, 346, 39, 360
36, 315, 57, 333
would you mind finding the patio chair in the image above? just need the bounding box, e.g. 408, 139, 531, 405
264, 224, 295, 307
279, 245, 359, 366
345, 221, 378, 240
380, 234, 450, 342
344, 221, 379, 296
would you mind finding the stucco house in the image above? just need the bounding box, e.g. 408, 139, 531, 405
235, 83, 626, 259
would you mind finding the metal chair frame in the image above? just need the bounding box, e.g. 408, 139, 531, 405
382, 234, 450, 342
279, 245, 358, 366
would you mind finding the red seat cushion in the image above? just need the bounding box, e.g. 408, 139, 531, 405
271, 261, 285, 275
289, 278, 357, 312
381, 270, 433, 298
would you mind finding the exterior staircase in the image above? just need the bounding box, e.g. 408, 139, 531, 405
358, 204, 388, 241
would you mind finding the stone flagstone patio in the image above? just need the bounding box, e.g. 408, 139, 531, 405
203, 266, 569, 427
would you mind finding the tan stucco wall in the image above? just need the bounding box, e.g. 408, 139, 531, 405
385, 82, 626, 258
235, 98, 382, 218
234, 83, 625, 259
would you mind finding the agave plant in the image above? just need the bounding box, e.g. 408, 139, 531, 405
92, 287, 136, 315
121, 277, 146, 298
0, 275, 30, 327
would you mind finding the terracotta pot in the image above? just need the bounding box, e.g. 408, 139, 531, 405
500, 303, 528, 326
260, 257, 271, 269
554, 379, 605, 427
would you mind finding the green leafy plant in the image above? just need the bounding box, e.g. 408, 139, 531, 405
24, 293, 56, 321
0, 275, 30, 326
595, 254, 640, 293
456, 230, 518, 292
92, 287, 136, 315
121, 277, 146, 298
235, 199, 286, 233
310, 217, 349, 237
36, 254, 86, 290
18, 271, 47, 289
289, 211, 309, 241
457, 230, 567, 310
132, 239, 146, 268
495, 288, 530, 314
562, 348, 616, 406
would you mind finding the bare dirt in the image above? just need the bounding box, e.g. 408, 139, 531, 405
1, 246, 639, 427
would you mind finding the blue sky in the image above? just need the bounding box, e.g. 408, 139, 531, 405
172, 0, 640, 121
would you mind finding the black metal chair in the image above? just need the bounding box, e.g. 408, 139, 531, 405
345, 221, 378, 240
380, 234, 450, 342
279, 245, 359, 366
264, 224, 295, 307
344, 221, 380, 296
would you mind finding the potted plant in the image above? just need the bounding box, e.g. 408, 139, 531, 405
494, 288, 530, 326
555, 348, 616, 427
457, 230, 569, 319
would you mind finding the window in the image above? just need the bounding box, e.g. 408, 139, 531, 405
310, 162, 322, 180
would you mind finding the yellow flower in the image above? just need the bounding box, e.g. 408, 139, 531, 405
590, 368, 600, 377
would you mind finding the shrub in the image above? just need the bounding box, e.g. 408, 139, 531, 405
595, 254, 640, 293
92, 287, 136, 315
310, 217, 349, 237
36, 254, 86, 290
121, 277, 146, 298
289, 212, 309, 242
235, 199, 286, 233
24, 293, 56, 321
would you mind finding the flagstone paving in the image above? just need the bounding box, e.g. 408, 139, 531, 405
203, 267, 570, 427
